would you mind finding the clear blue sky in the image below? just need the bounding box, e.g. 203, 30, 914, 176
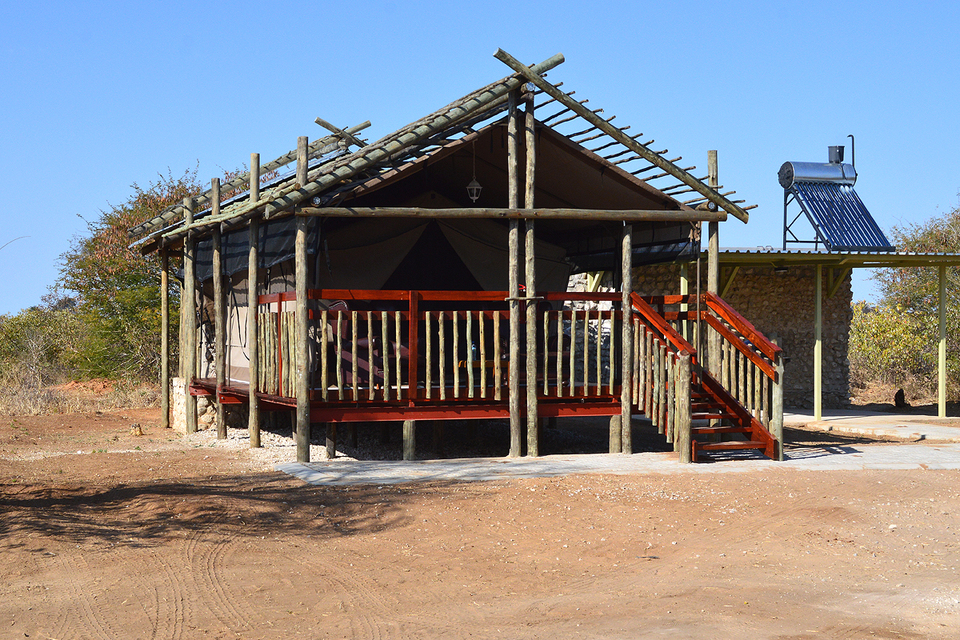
1, 0, 958, 315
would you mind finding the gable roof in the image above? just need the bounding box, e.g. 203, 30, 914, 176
129, 50, 754, 254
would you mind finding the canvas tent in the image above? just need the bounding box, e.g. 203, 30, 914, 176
130, 50, 783, 465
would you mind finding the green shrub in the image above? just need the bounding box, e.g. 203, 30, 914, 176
849, 301, 935, 389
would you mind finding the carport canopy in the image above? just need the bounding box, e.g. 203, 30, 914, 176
713, 249, 960, 419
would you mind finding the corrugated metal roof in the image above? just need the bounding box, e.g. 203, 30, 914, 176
711, 247, 960, 268
789, 181, 894, 252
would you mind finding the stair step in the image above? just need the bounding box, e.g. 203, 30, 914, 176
695, 440, 767, 452
691, 426, 751, 435
692, 413, 736, 421
691, 404, 726, 413
692, 400, 724, 408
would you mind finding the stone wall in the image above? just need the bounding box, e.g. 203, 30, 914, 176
170, 377, 243, 434
627, 264, 852, 409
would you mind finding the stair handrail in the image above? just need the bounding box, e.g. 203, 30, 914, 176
701, 292, 781, 362
630, 292, 696, 359
699, 291, 784, 461
701, 314, 777, 380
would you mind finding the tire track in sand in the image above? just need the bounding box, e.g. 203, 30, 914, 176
49, 552, 121, 640
290, 551, 395, 640
183, 518, 257, 633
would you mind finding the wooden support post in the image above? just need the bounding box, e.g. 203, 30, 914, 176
620, 223, 634, 454
247, 153, 261, 448
666, 354, 675, 444
297, 135, 308, 187
608, 414, 621, 453
160, 249, 170, 430
677, 352, 692, 463
403, 420, 416, 461
507, 89, 522, 457
814, 264, 823, 421
296, 137, 311, 463
707, 151, 720, 379
770, 333, 784, 461
939, 265, 947, 418
671, 355, 680, 450
326, 423, 336, 458
212, 179, 227, 439
679, 263, 689, 342
524, 91, 538, 457
182, 196, 198, 434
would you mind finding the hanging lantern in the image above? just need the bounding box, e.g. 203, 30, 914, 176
466, 177, 482, 202
466, 139, 482, 202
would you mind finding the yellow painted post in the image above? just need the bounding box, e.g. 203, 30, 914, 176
939, 265, 947, 418
814, 264, 823, 421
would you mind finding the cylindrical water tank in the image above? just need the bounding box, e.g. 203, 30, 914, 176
778, 161, 857, 189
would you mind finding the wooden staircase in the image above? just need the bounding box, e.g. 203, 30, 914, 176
629, 291, 781, 464
690, 369, 778, 461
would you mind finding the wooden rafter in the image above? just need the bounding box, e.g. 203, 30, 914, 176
128, 122, 371, 239
493, 48, 750, 224
152, 54, 565, 248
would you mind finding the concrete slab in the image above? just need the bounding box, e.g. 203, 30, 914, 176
278, 441, 960, 486
785, 409, 960, 442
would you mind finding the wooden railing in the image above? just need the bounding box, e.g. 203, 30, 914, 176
250, 288, 782, 460
700, 292, 783, 438
629, 291, 783, 461
629, 293, 696, 459
255, 289, 626, 405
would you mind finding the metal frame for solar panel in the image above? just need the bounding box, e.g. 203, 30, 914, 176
778, 147, 894, 252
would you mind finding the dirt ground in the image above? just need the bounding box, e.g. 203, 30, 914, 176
2, 408, 959, 639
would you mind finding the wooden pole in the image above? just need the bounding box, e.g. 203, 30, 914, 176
326, 423, 336, 458
677, 352, 692, 463
296, 137, 311, 463
212, 179, 227, 439
160, 249, 170, 430
814, 263, 823, 421
295, 206, 727, 222
707, 151, 720, 379
403, 420, 416, 461
248, 153, 261, 448
770, 333, 784, 461
939, 265, 947, 418
679, 263, 689, 341
507, 89, 522, 457
524, 91, 539, 458
182, 196, 198, 434
620, 223, 634, 454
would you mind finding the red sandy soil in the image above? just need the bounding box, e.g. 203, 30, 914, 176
2, 408, 959, 639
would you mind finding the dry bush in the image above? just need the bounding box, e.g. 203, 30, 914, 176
849, 301, 936, 392
0, 370, 82, 416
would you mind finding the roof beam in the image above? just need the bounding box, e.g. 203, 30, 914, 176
721, 266, 740, 298
127, 121, 372, 239
157, 53, 566, 246
296, 206, 726, 222
494, 48, 750, 224
827, 267, 853, 298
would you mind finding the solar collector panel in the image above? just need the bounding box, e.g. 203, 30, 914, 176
790, 181, 893, 252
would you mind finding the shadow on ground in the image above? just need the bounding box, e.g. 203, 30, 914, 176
0, 472, 435, 549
